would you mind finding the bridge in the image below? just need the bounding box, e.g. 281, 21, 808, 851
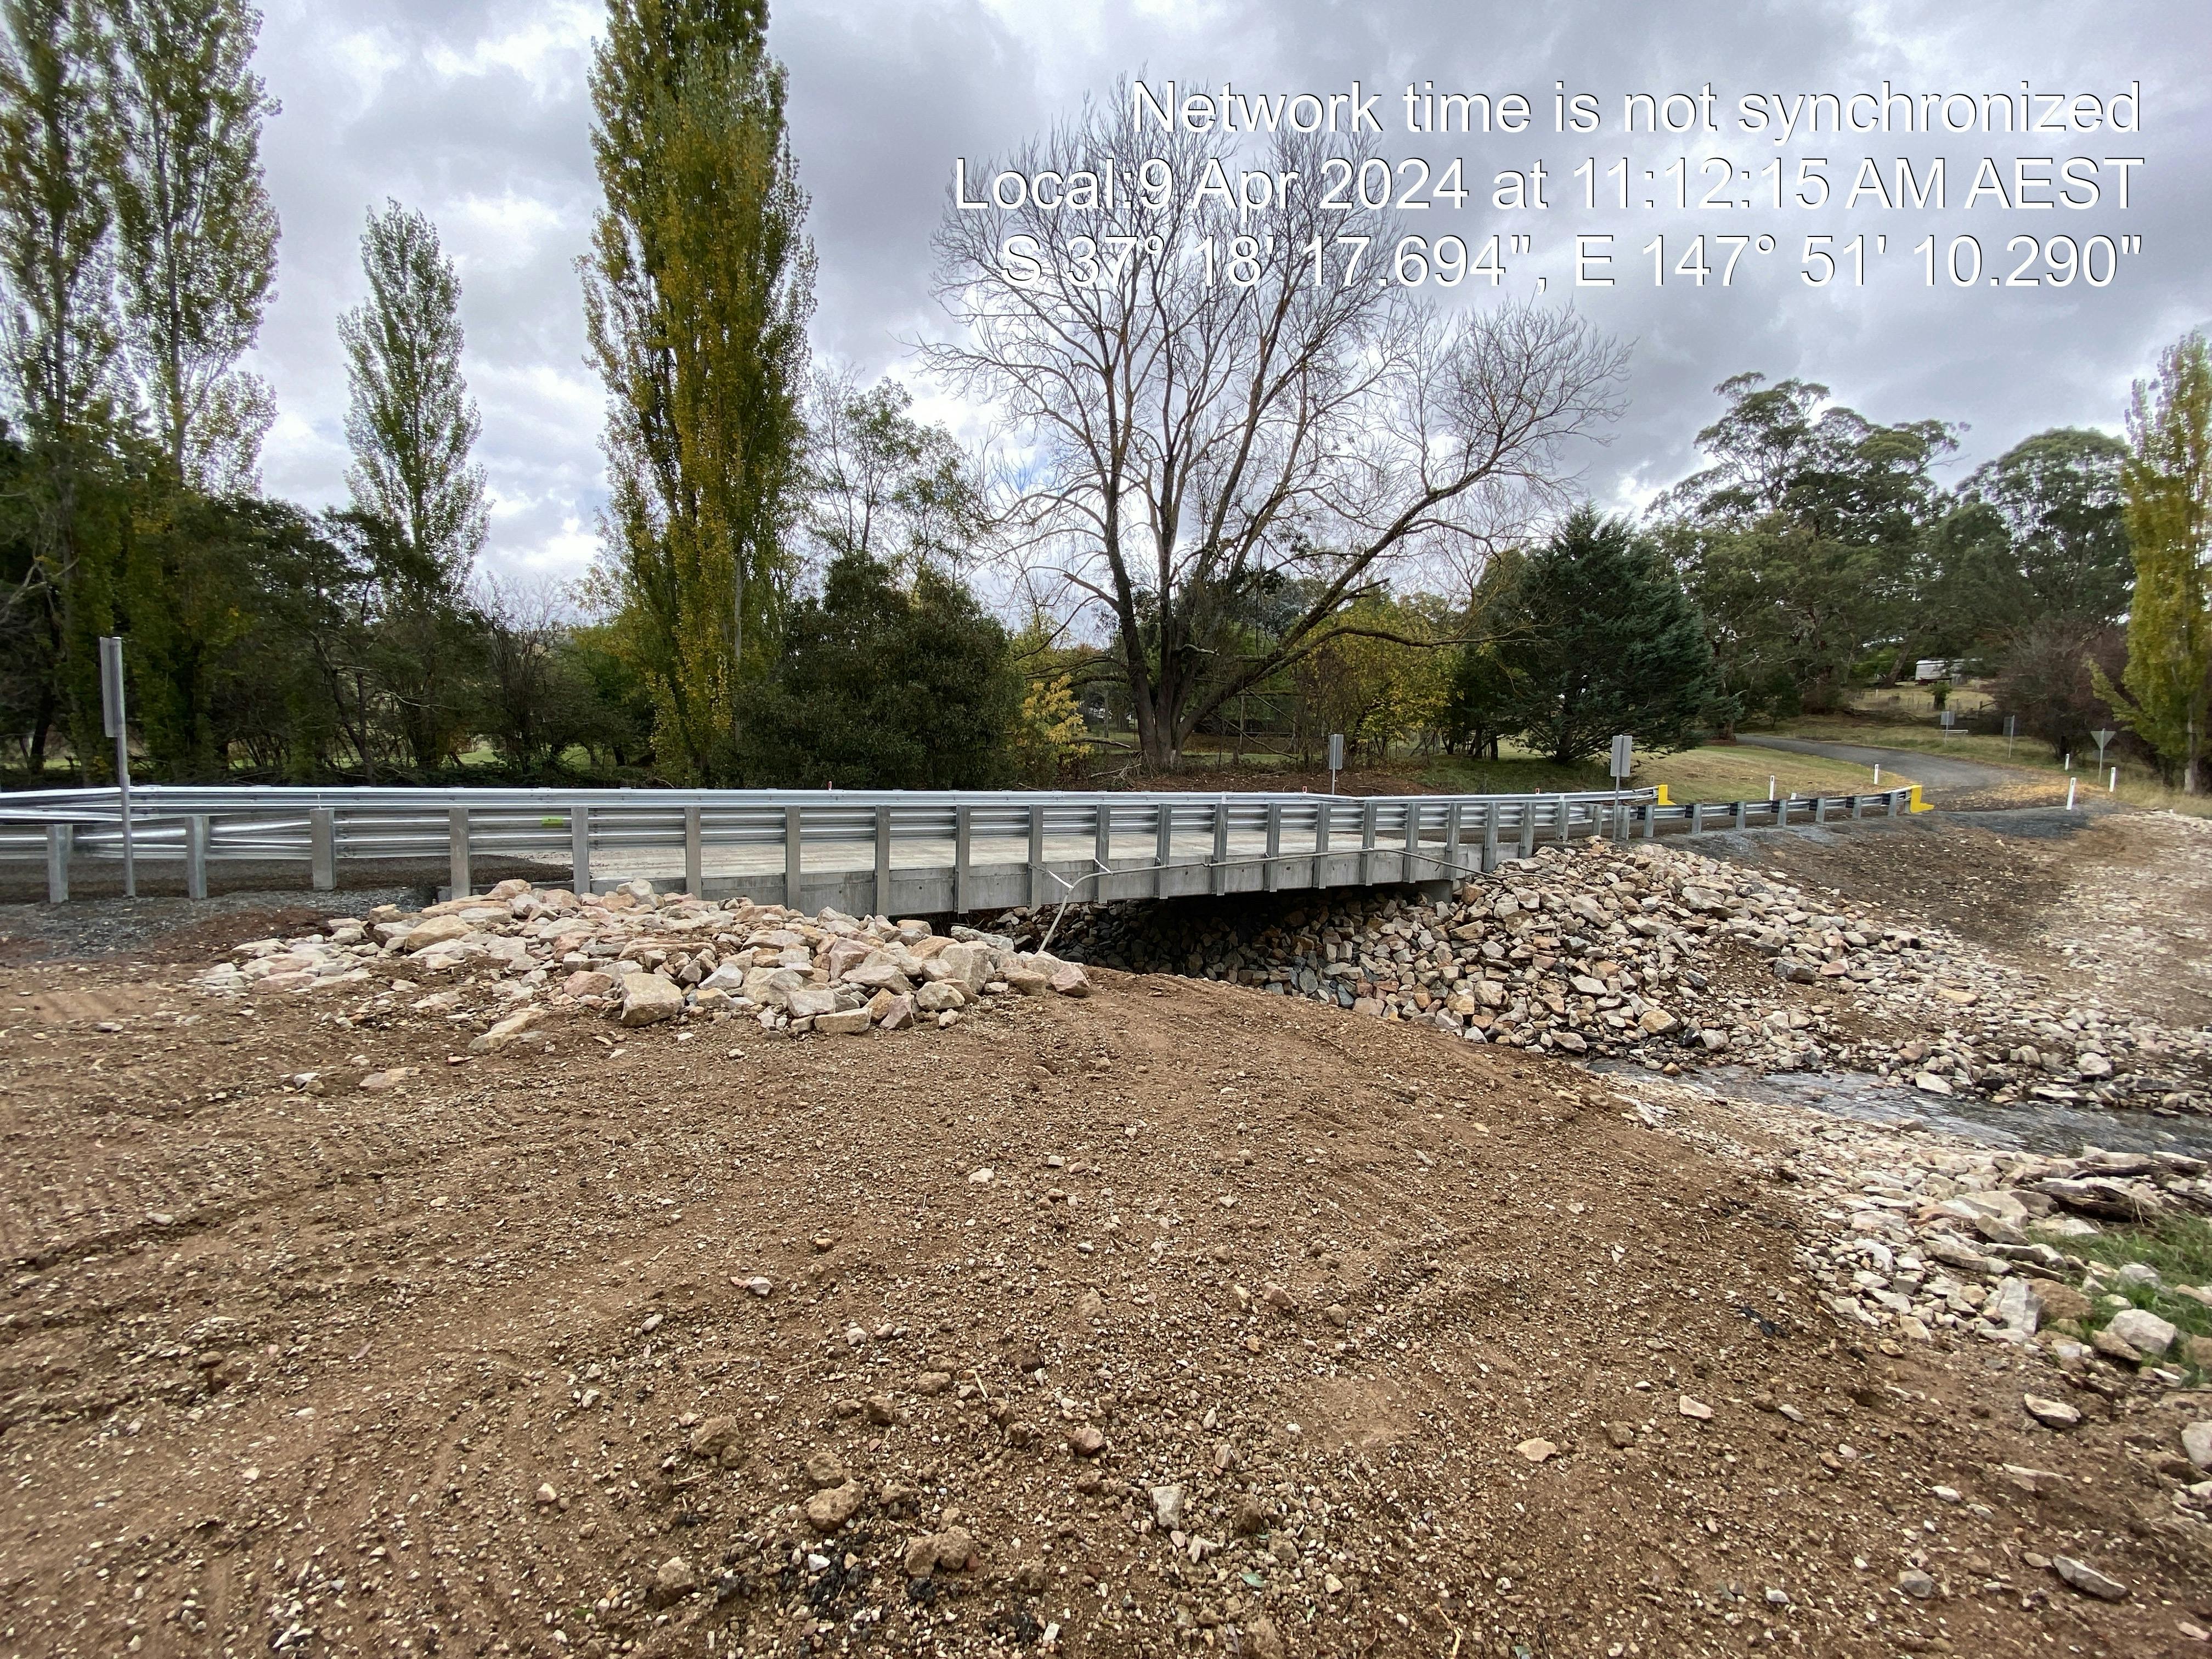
0, 782, 1921, 913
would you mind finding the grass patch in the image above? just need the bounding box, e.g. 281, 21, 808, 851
2051, 1215, 2212, 1374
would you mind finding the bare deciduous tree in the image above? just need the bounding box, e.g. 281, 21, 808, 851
928, 88, 1627, 769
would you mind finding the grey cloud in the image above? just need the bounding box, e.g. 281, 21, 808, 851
243, 0, 2212, 582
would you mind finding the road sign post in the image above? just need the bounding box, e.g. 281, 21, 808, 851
1608, 735, 1633, 838
2091, 727, 2115, 770
98, 635, 134, 898
1327, 733, 1344, 795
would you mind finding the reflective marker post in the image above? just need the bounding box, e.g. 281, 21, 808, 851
98, 634, 134, 898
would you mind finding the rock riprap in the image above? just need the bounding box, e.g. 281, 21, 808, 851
1011, 837, 2211, 1111
193, 878, 1090, 1035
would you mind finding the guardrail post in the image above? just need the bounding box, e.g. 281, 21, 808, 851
1402, 799, 1421, 878
879, 803, 897, 917
1155, 802, 1173, 896
1888, 789, 1901, 818
1733, 800, 1747, 831
571, 804, 591, 895
448, 806, 470, 898
1313, 798, 1332, 883
1813, 794, 1829, 825
1517, 799, 1536, 861
185, 814, 209, 901
785, 804, 804, 913
1641, 801, 1657, 840
683, 805, 703, 896
1210, 799, 1228, 894
1361, 799, 1379, 884
1481, 804, 1499, 871
1026, 802, 1045, 907
310, 807, 336, 891
1264, 801, 1283, 891
1092, 798, 1112, 877
1690, 802, 1706, 835
45, 823, 70, 902
1444, 801, 1464, 880
953, 803, 973, 914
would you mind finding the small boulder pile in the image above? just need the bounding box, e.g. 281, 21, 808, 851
195, 877, 1091, 1036
1011, 838, 2211, 1111
1748, 1114, 2212, 1384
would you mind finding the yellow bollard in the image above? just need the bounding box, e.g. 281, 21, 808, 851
1654, 784, 1673, 805
1908, 785, 1931, 813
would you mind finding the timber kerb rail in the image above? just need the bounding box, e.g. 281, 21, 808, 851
0, 783, 1922, 912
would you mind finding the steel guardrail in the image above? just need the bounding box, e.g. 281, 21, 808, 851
0, 781, 1917, 910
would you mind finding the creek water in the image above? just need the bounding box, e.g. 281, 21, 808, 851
1587, 1059, 2212, 1160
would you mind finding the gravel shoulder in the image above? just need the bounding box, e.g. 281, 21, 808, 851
1736, 733, 2059, 803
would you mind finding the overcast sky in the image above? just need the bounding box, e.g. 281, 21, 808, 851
250, 0, 2211, 589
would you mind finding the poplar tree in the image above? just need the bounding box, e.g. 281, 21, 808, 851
106, 0, 280, 493
338, 200, 487, 584
581, 0, 814, 782
0, 0, 120, 770
2108, 332, 2212, 791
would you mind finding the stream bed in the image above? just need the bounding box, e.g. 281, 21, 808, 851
1588, 1059, 2212, 1160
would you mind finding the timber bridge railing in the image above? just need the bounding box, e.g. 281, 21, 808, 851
0, 783, 1925, 913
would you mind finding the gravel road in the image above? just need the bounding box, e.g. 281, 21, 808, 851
1736, 732, 2031, 793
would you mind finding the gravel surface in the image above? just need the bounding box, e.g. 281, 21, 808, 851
0, 888, 420, 963
1736, 734, 2033, 794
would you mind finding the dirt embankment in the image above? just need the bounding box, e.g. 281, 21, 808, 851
3, 940, 2209, 1658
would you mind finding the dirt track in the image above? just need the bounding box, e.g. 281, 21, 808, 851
3, 933, 2209, 1657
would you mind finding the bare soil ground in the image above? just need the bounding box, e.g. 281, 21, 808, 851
4, 922, 2210, 1658
1698, 809, 2212, 1032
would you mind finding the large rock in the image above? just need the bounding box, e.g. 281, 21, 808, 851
915, 981, 966, 1013
1984, 1276, 2038, 1334
1049, 963, 1092, 998
785, 985, 841, 1020
400, 915, 474, 953
814, 1008, 871, 1036
2180, 1420, 2212, 1471
844, 956, 913, 995
873, 993, 916, 1031
743, 965, 808, 1008
2103, 1307, 2177, 1356
563, 969, 616, 1000
619, 974, 685, 1026
2051, 1556, 2128, 1601
470, 1007, 549, 1052
931, 942, 990, 995
2028, 1281, 2094, 1324
824, 938, 873, 980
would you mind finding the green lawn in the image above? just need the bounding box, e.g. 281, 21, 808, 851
1418, 741, 1904, 804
